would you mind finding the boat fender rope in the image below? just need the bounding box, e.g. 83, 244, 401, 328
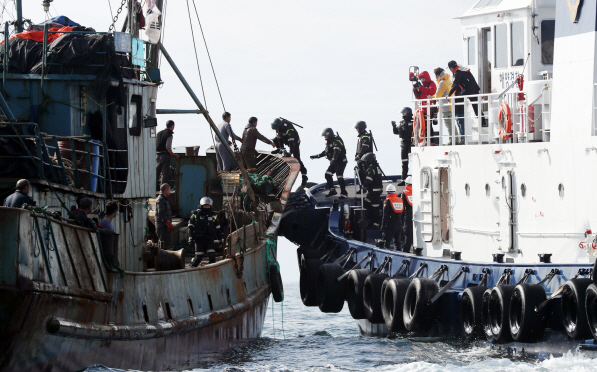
516, 269, 534, 286
409, 262, 428, 280
429, 265, 448, 282
430, 266, 469, 304
374, 257, 391, 275
537, 269, 559, 286
393, 259, 410, 277
336, 253, 372, 282
535, 269, 585, 312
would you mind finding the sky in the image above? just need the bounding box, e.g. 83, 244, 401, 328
15, 0, 477, 282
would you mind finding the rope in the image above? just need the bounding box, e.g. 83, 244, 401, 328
185, 0, 207, 108
190, 0, 226, 111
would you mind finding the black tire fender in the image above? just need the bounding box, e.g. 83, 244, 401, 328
561, 278, 593, 340
403, 278, 439, 332
585, 283, 597, 340
487, 285, 515, 344
509, 284, 547, 342
460, 286, 486, 341
269, 262, 284, 303
317, 263, 346, 313
481, 288, 495, 343
346, 269, 372, 319
381, 278, 410, 332
300, 259, 324, 306
363, 273, 389, 324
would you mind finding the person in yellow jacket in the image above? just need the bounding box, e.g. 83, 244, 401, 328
433, 67, 456, 145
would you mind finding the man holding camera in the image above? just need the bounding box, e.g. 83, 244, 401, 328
271, 118, 308, 186
412, 71, 438, 145
393, 107, 413, 186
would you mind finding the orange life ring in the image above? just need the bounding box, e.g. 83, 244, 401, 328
498, 103, 512, 140
413, 109, 426, 144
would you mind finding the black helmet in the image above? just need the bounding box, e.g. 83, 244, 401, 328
271, 118, 284, 130
400, 107, 412, 116
354, 121, 367, 130
361, 152, 376, 164
321, 128, 334, 138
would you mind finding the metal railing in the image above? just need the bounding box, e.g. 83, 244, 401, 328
412, 80, 551, 146
0, 122, 127, 195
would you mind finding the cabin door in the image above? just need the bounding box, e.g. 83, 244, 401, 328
439, 167, 450, 243
480, 28, 492, 94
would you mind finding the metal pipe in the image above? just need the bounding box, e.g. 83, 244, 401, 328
156, 109, 204, 114
16, 0, 22, 33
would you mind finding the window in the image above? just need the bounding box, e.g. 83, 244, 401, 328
468, 37, 476, 65
495, 23, 507, 68
486, 0, 502, 6
541, 20, 555, 65
128, 95, 142, 136
511, 22, 525, 66
473, 0, 490, 9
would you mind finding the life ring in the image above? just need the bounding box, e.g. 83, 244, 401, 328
413, 109, 426, 144
498, 103, 513, 140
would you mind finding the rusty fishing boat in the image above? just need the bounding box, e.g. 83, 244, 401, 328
0, 1, 299, 371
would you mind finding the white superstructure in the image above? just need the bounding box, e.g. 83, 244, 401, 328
411, 0, 597, 265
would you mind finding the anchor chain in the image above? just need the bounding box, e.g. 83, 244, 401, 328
109, 0, 127, 32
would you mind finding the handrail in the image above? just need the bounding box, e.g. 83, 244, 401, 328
411, 84, 550, 147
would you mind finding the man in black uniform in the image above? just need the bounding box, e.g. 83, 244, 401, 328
393, 107, 413, 186
271, 118, 308, 186
188, 196, 223, 266
155, 120, 179, 189
354, 121, 373, 194
361, 153, 383, 229
381, 183, 403, 250
400, 176, 413, 252
310, 128, 348, 199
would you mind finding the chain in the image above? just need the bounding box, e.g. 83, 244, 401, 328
109, 0, 127, 32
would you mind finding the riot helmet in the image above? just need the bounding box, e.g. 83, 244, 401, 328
321, 128, 334, 139
361, 152, 376, 165
200, 197, 213, 208
271, 118, 284, 130
401, 107, 412, 116
354, 121, 367, 131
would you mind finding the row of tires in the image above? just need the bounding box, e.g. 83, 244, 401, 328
299, 252, 597, 343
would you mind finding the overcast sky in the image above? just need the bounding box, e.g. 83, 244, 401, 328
17, 0, 476, 282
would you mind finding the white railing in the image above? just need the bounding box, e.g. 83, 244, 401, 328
593, 83, 597, 136
412, 80, 551, 146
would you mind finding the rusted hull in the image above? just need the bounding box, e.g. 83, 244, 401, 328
1, 288, 268, 371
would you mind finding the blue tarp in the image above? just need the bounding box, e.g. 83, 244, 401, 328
36, 16, 81, 27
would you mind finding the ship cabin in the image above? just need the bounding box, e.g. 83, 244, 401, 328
412, 0, 556, 145
0, 14, 163, 272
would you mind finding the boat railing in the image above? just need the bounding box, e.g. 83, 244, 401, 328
0, 121, 127, 195
0, 21, 152, 88
412, 79, 551, 146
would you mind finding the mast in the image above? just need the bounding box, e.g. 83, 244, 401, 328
16, 0, 23, 32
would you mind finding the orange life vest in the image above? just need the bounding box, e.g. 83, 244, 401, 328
385, 193, 404, 213
403, 186, 413, 206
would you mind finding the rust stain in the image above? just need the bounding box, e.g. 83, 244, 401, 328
209, 311, 225, 323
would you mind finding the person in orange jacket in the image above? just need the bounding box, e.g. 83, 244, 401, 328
156, 183, 174, 248
399, 176, 413, 252
381, 184, 403, 250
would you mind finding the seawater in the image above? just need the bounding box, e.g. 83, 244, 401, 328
88, 282, 596, 372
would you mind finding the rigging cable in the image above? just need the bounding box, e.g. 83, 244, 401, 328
185, 0, 207, 109
158, 0, 167, 69
190, 0, 226, 111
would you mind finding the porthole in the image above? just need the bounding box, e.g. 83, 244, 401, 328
521, 183, 527, 198
485, 183, 491, 197
558, 183, 564, 198
465, 183, 470, 197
